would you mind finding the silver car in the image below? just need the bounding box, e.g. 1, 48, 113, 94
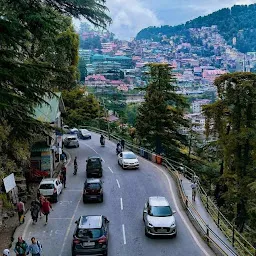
64, 135, 79, 148
118, 151, 139, 169
143, 196, 177, 237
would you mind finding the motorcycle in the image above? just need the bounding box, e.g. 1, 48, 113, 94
73, 165, 78, 175
116, 146, 122, 155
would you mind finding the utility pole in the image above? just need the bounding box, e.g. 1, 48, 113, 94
102, 98, 110, 139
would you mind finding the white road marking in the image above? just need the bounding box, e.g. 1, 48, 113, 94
64, 189, 81, 192
120, 198, 123, 210
81, 142, 105, 162
116, 179, 121, 188
65, 150, 72, 166
102, 158, 106, 163
122, 224, 127, 245
22, 219, 32, 239
108, 167, 114, 173
59, 194, 82, 256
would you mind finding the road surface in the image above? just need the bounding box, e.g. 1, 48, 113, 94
13, 133, 214, 256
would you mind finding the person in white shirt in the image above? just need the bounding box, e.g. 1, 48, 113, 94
191, 181, 197, 201
3, 249, 10, 256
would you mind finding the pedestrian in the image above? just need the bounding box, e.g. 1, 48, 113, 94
120, 139, 125, 150
191, 181, 198, 201
41, 198, 53, 225
2, 249, 10, 256
28, 237, 42, 256
38, 195, 45, 219
61, 166, 67, 188
30, 199, 41, 224
16, 199, 25, 224
14, 236, 28, 256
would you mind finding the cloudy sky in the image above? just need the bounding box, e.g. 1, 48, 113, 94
104, 0, 256, 39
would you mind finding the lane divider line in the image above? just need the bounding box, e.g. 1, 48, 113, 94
108, 167, 114, 173
122, 224, 126, 245
81, 141, 105, 162
116, 179, 121, 188
59, 194, 82, 256
49, 217, 72, 220
120, 198, 123, 210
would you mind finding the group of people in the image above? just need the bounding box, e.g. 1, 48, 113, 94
12, 236, 42, 256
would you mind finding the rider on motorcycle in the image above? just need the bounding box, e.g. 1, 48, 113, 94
116, 142, 122, 154
100, 134, 105, 145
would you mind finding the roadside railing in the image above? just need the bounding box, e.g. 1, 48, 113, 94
80, 126, 256, 256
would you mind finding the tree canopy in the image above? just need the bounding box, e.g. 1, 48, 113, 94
203, 72, 256, 232
136, 63, 189, 157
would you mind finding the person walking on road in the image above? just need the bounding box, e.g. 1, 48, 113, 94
28, 237, 42, 256
14, 236, 28, 256
61, 165, 67, 188
16, 199, 25, 224
38, 195, 45, 219
191, 181, 198, 201
3, 249, 10, 256
30, 199, 41, 224
41, 198, 52, 225
120, 139, 125, 150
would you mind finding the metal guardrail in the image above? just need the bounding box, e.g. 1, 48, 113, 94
80, 126, 256, 256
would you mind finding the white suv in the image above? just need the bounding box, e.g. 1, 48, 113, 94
38, 178, 62, 203
64, 135, 79, 148
143, 196, 177, 237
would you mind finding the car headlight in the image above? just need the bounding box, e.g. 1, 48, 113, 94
147, 222, 154, 228
170, 222, 176, 228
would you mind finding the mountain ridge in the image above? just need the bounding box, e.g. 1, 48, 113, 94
136, 4, 256, 53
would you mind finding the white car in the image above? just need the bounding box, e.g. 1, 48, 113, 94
143, 196, 177, 237
78, 129, 91, 139
118, 151, 139, 169
38, 178, 63, 202
63, 135, 79, 148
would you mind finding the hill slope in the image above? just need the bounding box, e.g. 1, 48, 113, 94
136, 4, 256, 53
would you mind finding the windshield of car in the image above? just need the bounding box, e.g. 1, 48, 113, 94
68, 137, 77, 141
86, 183, 101, 190
77, 228, 103, 238
150, 206, 172, 217
87, 159, 101, 168
40, 184, 54, 189
123, 153, 136, 159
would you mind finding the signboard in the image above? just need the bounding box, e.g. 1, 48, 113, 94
41, 151, 51, 170
3, 173, 16, 193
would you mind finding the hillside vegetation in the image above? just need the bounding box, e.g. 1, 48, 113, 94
136, 4, 256, 53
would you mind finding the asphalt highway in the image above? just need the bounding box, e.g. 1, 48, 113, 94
15, 133, 214, 256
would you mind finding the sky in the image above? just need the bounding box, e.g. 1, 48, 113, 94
103, 0, 256, 39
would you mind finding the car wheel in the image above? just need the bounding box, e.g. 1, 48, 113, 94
99, 173, 102, 178
145, 227, 149, 237
83, 198, 87, 204
99, 195, 103, 203
173, 231, 177, 238
53, 193, 58, 203
103, 252, 108, 256
89, 136, 91, 139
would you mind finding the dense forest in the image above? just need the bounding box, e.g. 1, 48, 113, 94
136, 4, 256, 53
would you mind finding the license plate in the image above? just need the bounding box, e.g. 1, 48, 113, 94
90, 196, 97, 198
83, 242, 95, 246
159, 228, 167, 232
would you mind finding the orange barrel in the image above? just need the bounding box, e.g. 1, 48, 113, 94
156, 155, 162, 164
151, 153, 156, 163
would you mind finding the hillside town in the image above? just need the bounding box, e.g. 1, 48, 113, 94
80, 24, 256, 135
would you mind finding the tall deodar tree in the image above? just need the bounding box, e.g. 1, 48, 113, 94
203, 72, 256, 232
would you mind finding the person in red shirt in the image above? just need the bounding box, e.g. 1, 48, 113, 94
41, 198, 52, 225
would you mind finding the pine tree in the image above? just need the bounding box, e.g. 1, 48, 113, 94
136, 63, 189, 158
203, 72, 256, 232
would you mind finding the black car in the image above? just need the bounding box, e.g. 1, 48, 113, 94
83, 179, 103, 203
72, 215, 109, 256
86, 157, 103, 178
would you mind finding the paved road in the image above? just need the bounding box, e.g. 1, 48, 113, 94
13, 133, 214, 256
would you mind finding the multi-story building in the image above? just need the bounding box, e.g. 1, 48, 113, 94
192, 99, 211, 113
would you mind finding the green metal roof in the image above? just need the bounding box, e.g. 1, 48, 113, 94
33, 92, 62, 123
31, 141, 50, 152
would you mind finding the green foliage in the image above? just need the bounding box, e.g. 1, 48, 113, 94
124, 104, 139, 126
62, 87, 101, 127
137, 4, 256, 53
80, 35, 102, 49
203, 72, 256, 232
136, 63, 189, 157
78, 57, 87, 82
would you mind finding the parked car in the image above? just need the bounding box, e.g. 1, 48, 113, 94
143, 196, 177, 237
38, 178, 62, 203
78, 129, 91, 140
86, 156, 103, 178
70, 128, 79, 134
83, 178, 103, 203
62, 125, 70, 134
118, 151, 139, 169
64, 135, 79, 148
72, 215, 109, 256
